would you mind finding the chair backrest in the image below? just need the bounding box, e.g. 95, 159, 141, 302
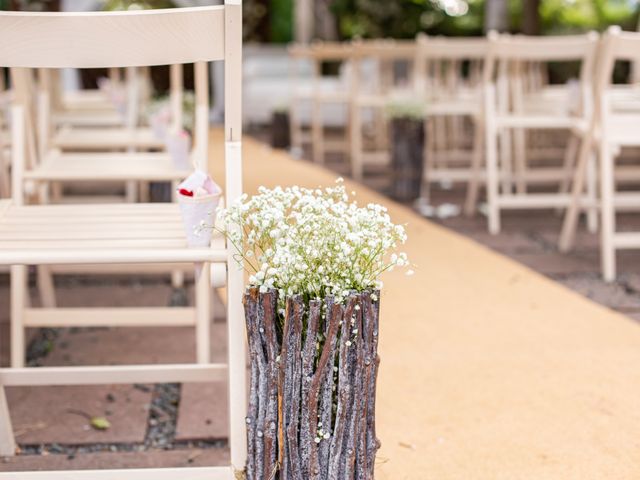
349, 39, 417, 93
414, 34, 489, 97
486, 32, 599, 83
416, 34, 488, 60
593, 27, 640, 130
595, 27, 640, 89
0, 4, 242, 205
485, 32, 599, 118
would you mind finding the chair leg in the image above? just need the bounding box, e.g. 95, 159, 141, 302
600, 144, 616, 282
350, 105, 363, 181
10, 265, 27, 368
139, 181, 150, 202
37, 265, 57, 308
498, 127, 513, 195
464, 121, 483, 216
125, 180, 137, 203
585, 152, 598, 233
311, 100, 324, 165
513, 127, 527, 194
559, 135, 592, 252
559, 134, 579, 194
0, 381, 16, 456
171, 269, 185, 289
195, 263, 211, 364
485, 86, 501, 234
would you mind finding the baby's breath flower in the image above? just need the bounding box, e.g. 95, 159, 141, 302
217, 179, 410, 308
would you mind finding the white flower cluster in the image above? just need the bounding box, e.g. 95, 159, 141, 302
218, 179, 409, 304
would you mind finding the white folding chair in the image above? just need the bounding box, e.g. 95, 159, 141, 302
46, 67, 128, 129
561, 27, 640, 281
289, 42, 354, 165
414, 34, 488, 213
484, 32, 599, 234
0, 5, 247, 478
47, 66, 165, 152
349, 39, 416, 181
12, 66, 190, 205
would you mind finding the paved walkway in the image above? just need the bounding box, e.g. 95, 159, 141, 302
2, 131, 640, 477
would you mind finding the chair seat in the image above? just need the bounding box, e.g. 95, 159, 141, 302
496, 114, 587, 132
0, 201, 225, 265
53, 125, 165, 150
25, 150, 190, 181
61, 90, 116, 111
605, 114, 640, 147
53, 109, 125, 128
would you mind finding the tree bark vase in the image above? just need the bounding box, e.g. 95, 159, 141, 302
243, 288, 381, 480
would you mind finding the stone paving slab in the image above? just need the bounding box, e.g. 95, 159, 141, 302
558, 276, 640, 312
0, 447, 229, 471
7, 384, 152, 445
505, 252, 597, 276
462, 231, 543, 253
43, 323, 227, 366
50, 276, 191, 308
175, 383, 228, 441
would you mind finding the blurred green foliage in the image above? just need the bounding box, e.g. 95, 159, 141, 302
331, 0, 484, 39
538, 0, 639, 33
103, 0, 174, 10
330, 0, 640, 39
271, 0, 293, 42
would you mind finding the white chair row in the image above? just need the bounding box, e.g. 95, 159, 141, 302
290, 32, 640, 281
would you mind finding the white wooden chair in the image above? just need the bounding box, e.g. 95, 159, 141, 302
0, 5, 247, 478
46, 67, 127, 129
47, 66, 166, 152
560, 27, 640, 281
289, 42, 354, 165
12, 68, 190, 203
349, 39, 416, 181
414, 34, 488, 213
484, 32, 599, 234
0, 69, 10, 198
0, 108, 9, 199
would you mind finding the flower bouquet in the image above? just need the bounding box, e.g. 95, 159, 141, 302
177, 170, 222, 248
218, 179, 410, 480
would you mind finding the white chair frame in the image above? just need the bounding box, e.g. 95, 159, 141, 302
560, 27, 640, 281
0, 5, 247, 479
484, 32, 599, 234
414, 35, 488, 213
349, 39, 416, 181
289, 42, 354, 165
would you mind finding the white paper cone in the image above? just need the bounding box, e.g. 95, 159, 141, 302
167, 132, 191, 170
178, 193, 220, 247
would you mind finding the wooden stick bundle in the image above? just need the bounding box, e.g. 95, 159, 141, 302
243, 288, 381, 480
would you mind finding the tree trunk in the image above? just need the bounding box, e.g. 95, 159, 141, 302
243, 289, 382, 480
294, 0, 313, 44
484, 0, 509, 33
522, 0, 541, 35
314, 0, 338, 41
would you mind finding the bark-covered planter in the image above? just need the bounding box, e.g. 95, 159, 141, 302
270, 111, 291, 150
389, 117, 425, 202
243, 288, 381, 480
